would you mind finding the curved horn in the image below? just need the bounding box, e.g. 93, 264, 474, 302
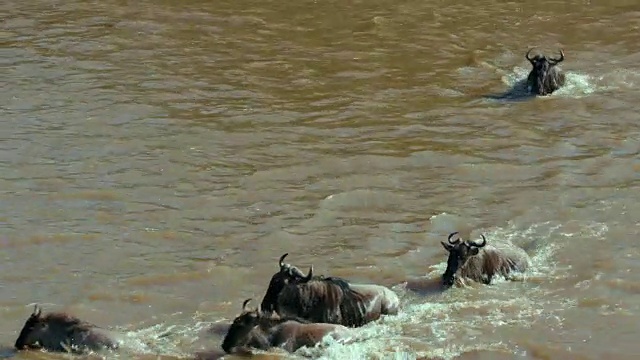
279, 253, 289, 268
550, 49, 564, 64
468, 234, 487, 248
525, 48, 535, 64
303, 265, 313, 281
447, 232, 461, 244
242, 298, 252, 312
32, 304, 42, 317
290, 266, 307, 278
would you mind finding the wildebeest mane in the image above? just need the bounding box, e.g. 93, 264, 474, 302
317, 276, 350, 289
478, 247, 523, 281
279, 276, 369, 327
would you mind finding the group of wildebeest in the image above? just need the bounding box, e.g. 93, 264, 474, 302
11, 48, 561, 358
12, 231, 532, 357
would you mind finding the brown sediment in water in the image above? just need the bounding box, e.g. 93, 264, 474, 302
126, 271, 213, 286
2, 0, 640, 358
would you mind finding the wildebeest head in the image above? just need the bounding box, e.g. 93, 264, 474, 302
526, 48, 566, 96
221, 298, 261, 354
440, 232, 487, 287
14, 305, 44, 350
260, 253, 313, 313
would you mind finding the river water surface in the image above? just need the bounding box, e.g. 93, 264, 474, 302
2, 0, 640, 359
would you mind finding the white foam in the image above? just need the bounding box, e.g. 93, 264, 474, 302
110, 320, 212, 358
294, 221, 599, 359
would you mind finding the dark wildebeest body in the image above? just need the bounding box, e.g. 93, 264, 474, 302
440, 232, 530, 288
221, 299, 348, 355
260, 254, 400, 328
526, 48, 566, 96
14, 305, 120, 353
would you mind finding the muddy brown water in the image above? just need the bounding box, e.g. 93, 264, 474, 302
2, 0, 640, 359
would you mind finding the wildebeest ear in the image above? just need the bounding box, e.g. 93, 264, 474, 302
32, 304, 42, 318
441, 241, 453, 251
469, 247, 480, 256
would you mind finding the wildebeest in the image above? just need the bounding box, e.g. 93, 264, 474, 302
525, 48, 566, 95
221, 298, 348, 355
440, 232, 530, 288
260, 254, 400, 327
14, 305, 120, 353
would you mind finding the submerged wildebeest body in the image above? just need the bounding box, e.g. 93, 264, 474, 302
260, 254, 400, 328
440, 232, 530, 288
221, 298, 348, 354
14, 305, 120, 353
526, 48, 566, 96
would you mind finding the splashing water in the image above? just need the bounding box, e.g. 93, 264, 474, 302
106, 319, 212, 359
294, 219, 608, 360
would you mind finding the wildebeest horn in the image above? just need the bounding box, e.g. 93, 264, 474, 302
279, 253, 289, 268
304, 265, 313, 281
550, 49, 564, 64
447, 232, 461, 244
290, 266, 307, 278
242, 298, 252, 312
32, 304, 42, 317
525, 48, 535, 64
468, 234, 487, 248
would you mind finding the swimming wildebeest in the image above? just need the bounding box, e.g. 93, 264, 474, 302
440, 232, 530, 288
14, 305, 120, 353
221, 298, 348, 355
260, 253, 400, 327
525, 48, 566, 95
